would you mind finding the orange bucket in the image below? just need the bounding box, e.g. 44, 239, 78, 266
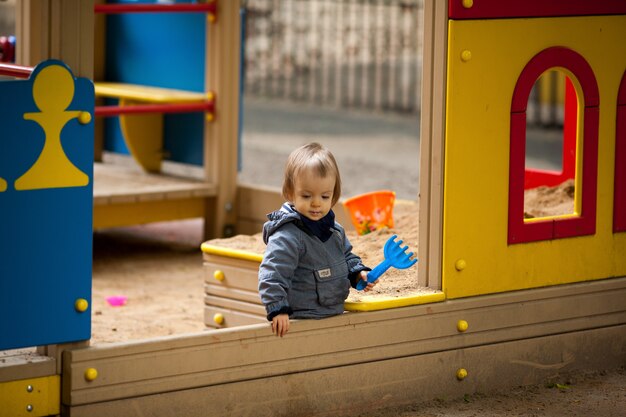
342, 190, 395, 235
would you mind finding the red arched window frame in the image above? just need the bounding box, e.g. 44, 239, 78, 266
614, 71, 626, 232
508, 47, 599, 244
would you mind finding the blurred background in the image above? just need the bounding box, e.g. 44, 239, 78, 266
0, 0, 564, 201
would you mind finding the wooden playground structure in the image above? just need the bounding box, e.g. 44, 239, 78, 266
1, 1, 626, 416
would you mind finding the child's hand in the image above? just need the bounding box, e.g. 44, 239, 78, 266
359, 270, 378, 292
272, 314, 290, 337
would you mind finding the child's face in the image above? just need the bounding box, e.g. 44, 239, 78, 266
291, 168, 335, 221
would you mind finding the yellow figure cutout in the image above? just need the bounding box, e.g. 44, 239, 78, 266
0, 177, 6, 192
15, 65, 89, 190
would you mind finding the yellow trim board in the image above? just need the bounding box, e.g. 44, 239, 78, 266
345, 291, 445, 312
201, 244, 264, 263
94, 198, 206, 229
94, 82, 206, 103
0, 375, 60, 417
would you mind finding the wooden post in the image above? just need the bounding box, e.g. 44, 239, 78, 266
204, 0, 241, 238
418, 0, 447, 289
15, 0, 94, 78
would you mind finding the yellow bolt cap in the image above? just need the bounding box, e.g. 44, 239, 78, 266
206, 113, 215, 122
455, 259, 466, 271
85, 368, 98, 381
213, 313, 224, 325
78, 111, 92, 125
457, 320, 469, 332
75, 298, 89, 312
456, 368, 468, 380
461, 50, 472, 62
213, 270, 225, 281
462, 0, 474, 9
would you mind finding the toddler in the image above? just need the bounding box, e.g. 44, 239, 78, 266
258, 142, 377, 337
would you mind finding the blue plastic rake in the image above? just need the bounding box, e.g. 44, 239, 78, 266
356, 234, 418, 291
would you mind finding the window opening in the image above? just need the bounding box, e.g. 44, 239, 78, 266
524, 70, 576, 220
508, 47, 598, 244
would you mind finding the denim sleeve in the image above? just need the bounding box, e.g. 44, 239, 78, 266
258, 227, 301, 319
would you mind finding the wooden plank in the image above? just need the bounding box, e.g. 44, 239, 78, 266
62, 277, 626, 405
204, 295, 266, 316
0, 349, 56, 383
18, 0, 94, 78
236, 183, 355, 233
64, 325, 626, 417
203, 261, 259, 292
14, 0, 50, 67
236, 218, 264, 236
204, 284, 261, 305
203, 0, 241, 238
418, 0, 447, 289
204, 306, 266, 329
93, 162, 216, 205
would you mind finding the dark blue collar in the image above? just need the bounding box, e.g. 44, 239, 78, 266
298, 209, 335, 242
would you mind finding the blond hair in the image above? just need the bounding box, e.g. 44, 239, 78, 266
282, 142, 342, 206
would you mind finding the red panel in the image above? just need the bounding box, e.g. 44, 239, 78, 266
449, 0, 626, 20
619, 76, 626, 106
509, 113, 553, 243
508, 113, 527, 244
563, 78, 578, 179
524, 169, 566, 190
614, 72, 626, 232
511, 47, 599, 113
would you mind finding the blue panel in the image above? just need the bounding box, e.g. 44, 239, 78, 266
0, 61, 93, 350
103, 98, 130, 155
104, 0, 206, 165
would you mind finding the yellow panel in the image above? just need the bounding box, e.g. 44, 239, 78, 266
0, 376, 60, 417
94, 82, 206, 103
443, 15, 626, 298
93, 198, 206, 229
119, 99, 164, 172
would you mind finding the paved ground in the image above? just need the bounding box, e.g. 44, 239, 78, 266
239, 97, 421, 200
238, 97, 562, 201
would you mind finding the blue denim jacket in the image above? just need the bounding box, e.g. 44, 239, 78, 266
258, 203, 369, 320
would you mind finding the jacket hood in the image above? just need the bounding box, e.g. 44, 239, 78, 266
262, 203, 301, 244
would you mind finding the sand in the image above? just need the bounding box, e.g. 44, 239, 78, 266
91, 181, 578, 344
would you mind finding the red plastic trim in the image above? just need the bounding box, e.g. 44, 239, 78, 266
614, 72, 626, 232
449, 0, 626, 20
94, 3, 217, 15
508, 47, 599, 244
511, 48, 598, 112
0, 63, 33, 79
95, 101, 215, 117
